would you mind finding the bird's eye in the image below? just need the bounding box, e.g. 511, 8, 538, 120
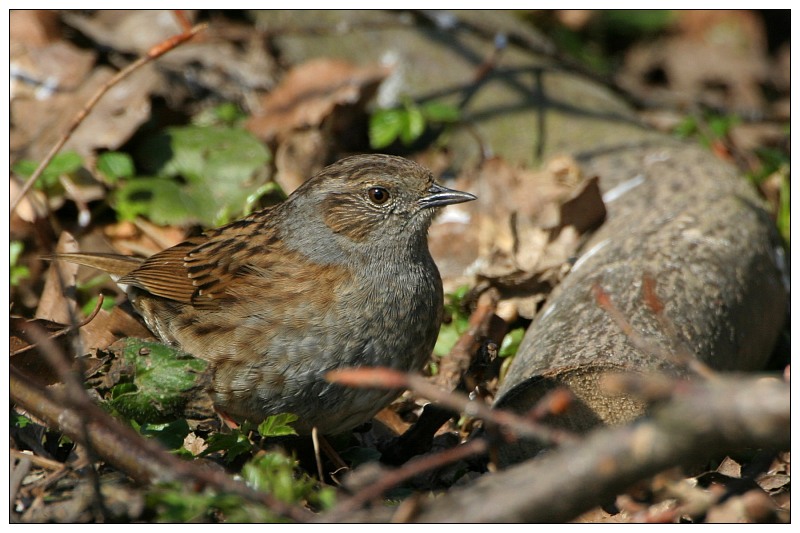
368, 187, 390, 205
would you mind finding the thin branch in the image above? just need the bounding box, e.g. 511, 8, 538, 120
320, 438, 488, 522
327, 367, 576, 446
10, 327, 313, 522
11, 294, 105, 357
10, 23, 208, 214
344, 374, 789, 523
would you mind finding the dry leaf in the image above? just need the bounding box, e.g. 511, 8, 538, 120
36, 232, 79, 324
246, 58, 389, 142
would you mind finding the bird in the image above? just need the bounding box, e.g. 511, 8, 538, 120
53, 154, 476, 434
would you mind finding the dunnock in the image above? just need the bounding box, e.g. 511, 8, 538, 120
55, 154, 476, 434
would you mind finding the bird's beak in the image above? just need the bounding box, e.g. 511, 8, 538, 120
420, 183, 476, 208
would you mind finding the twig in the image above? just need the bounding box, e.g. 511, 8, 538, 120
10, 327, 313, 522
435, 288, 501, 391
346, 374, 788, 523
320, 438, 488, 522
10, 23, 208, 214
327, 367, 576, 446
311, 427, 325, 483
11, 294, 105, 357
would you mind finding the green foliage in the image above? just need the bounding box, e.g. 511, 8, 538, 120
115, 125, 271, 227
778, 170, 790, 246
146, 450, 335, 522
369, 99, 461, 149
202, 421, 258, 464
202, 413, 300, 464
498, 327, 525, 359
433, 285, 472, 358
10, 241, 30, 286
242, 452, 335, 508
192, 102, 248, 127
133, 419, 192, 451
97, 151, 135, 183
498, 327, 525, 384
13, 413, 33, 428
676, 114, 790, 247
673, 112, 740, 147
12, 151, 84, 196
747, 145, 791, 247
104, 339, 208, 424
258, 413, 299, 438
146, 482, 284, 523
600, 10, 674, 38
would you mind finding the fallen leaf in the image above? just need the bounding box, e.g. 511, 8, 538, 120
246, 58, 390, 142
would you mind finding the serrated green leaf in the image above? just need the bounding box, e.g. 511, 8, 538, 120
97, 151, 135, 182
257, 413, 299, 438
106, 339, 208, 424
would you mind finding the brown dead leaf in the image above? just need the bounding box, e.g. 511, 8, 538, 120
9, 10, 62, 48
436, 156, 605, 318
36, 232, 79, 324
62, 10, 194, 56
102, 220, 187, 258
618, 11, 769, 113
11, 65, 158, 161
78, 306, 154, 352
274, 129, 330, 194
183, 432, 208, 456
246, 58, 390, 142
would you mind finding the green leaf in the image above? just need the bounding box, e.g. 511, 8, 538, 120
257, 413, 299, 438
125, 125, 271, 226
12, 151, 84, 193
113, 176, 214, 226
241, 452, 335, 509
146, 482, 282, 523
97, 151, 135, 183
10, 241, 30, 286
203, 429, 255, 464
778, 170, 790, 246
434, 285, 473, 357
499, 328, 525, 358
421, 101, 461, 123
139, 419, 191, 451
13, 413, 32, 428
369, 108, 405, 149
106, 339, 208, 424
399, 104, 426, 145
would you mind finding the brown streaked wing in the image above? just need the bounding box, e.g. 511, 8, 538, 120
118, 240, 202, 305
